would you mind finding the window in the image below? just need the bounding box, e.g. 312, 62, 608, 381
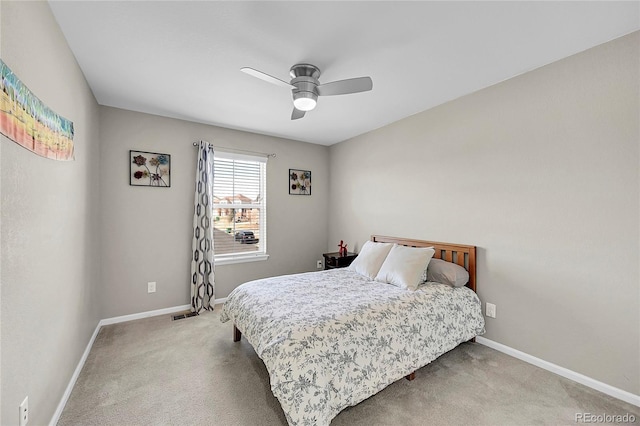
213, 151, 267, 264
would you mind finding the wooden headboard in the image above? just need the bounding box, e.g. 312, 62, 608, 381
370, 235, 477, 292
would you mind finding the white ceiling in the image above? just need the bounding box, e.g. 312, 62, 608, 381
49, 1, 639, 146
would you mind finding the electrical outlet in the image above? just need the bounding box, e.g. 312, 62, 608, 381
486, 303, 496, 318
147, 281, 156, 293
316, 260, 323, 269
19, 396, 28, 426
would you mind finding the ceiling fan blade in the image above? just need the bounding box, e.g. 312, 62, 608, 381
317, 76, 373, 96
291, 108, 306, 120
241, 67, 296, 89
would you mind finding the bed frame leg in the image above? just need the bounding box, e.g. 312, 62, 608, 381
233, 325, 241, 342
405, 371, 415, 381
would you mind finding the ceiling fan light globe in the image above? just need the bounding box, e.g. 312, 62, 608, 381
293, 97, 317, 111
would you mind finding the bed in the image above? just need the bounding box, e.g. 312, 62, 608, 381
220, 235, 485, 425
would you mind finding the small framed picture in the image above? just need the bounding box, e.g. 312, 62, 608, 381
289, 169, 311, 195
130, 150, 171, 187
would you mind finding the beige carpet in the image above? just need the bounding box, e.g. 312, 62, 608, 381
58, 307, 639, 425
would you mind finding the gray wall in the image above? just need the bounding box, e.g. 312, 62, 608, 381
329, 32, 639, 395
0, 2, 102, 425
99, 107, 329, 318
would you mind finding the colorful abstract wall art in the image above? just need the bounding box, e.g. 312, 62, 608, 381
0, 59, 75, 160
130, 150, 171, 187
289, 169, 311, 195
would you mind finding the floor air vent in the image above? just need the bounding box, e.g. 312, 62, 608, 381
172, 311, 199, 321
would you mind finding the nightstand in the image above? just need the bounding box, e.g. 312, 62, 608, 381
323, 252, 357, 270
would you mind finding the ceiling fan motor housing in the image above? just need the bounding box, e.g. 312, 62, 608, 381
290, 63, 321, 79
290, 64, 320, 110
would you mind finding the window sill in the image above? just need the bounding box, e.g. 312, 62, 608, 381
214, 254, 269, 266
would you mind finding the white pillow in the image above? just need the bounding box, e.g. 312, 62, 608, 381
348, 241, 393, 279
425, 258, 469, 287
418, 246, 435, 282
375, 244, 435, 291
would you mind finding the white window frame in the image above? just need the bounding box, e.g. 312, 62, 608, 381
212, 150, 268, 265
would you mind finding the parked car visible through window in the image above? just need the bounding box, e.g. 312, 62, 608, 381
234, 230, 259, 244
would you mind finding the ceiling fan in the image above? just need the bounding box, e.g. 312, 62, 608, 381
241, 63, 373, 120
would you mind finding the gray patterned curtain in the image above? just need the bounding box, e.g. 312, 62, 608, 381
190, 140, 215, 312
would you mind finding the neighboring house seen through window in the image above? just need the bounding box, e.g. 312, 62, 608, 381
213, 151, 267, 264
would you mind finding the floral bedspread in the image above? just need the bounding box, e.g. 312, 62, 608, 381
220, 269, 485, 426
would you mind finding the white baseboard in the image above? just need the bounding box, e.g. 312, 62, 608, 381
476, 336, 640, 408
100, 299, 227, 327
99, 304, 191, 326
49, 321, 101, 426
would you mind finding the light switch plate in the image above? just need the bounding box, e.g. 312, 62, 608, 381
486, 303, 496, 318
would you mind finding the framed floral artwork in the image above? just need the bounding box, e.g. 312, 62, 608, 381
289, 169, 311, 195
130, 150, 171, 187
